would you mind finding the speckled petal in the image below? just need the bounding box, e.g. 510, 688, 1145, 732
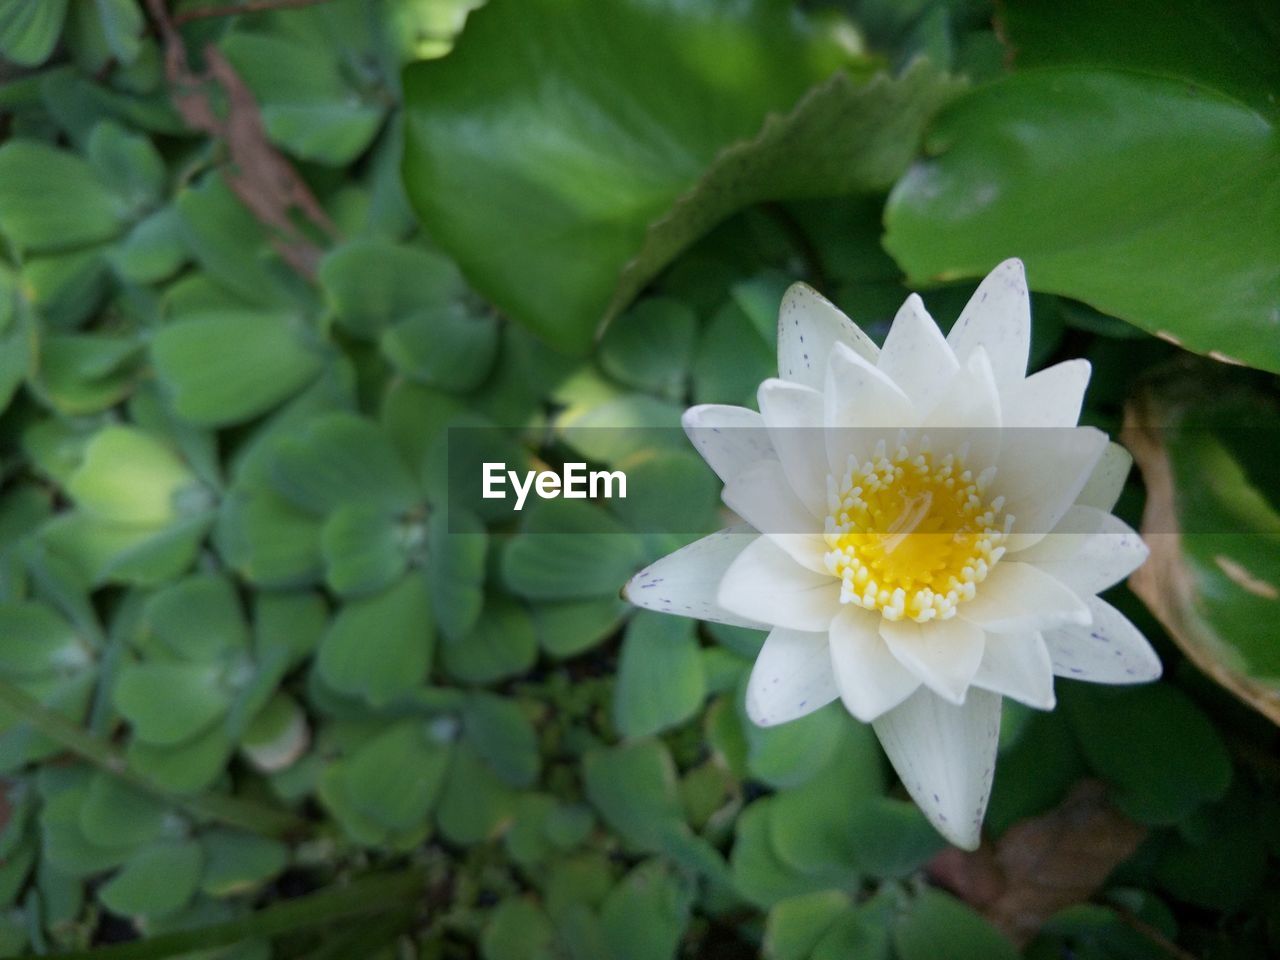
746, 627, 840, 727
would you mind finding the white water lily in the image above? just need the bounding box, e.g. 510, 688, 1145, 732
623, 259, 1161, 849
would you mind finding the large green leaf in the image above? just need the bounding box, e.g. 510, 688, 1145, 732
884, 4, 1280, 372
402, 0, 957, 351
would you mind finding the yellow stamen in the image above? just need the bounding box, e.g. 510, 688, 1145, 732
823, 440, 1011, 623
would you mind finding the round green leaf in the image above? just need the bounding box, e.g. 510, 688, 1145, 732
316, 573, 433, 708
114, 661, 232, 746
613, 612, 706, 739
97, 839, 203, 919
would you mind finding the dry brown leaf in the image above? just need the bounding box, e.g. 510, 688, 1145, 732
145, 0, 338, 277
929, 780, 1147, 947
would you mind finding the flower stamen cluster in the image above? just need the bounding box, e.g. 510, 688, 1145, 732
823, 439, 1011, 622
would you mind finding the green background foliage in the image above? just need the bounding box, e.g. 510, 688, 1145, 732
0, 0, 1277, 957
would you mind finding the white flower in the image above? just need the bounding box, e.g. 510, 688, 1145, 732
623, 259, 1161, 850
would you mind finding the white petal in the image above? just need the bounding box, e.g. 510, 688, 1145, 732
829, 606, 920, 722
778, 282, 878, 390
682, 404, 773, 484
623, 525, 767, 628
997, 426, 1108, 551
972, 631, 1056, 709
873, 686, 1002, 850
718, 536, 843, 632
1016, 507, 1149, 596
1042, 595, 1162, 684
1000, 359, 1091, 428
745, 627, 840, 727
958, 561, 1090, 632
877, 294, 959, 417
946, 258, 1030, 389
824, 340, 915, 473
1076, 442, 1133, 512
921, 347, 1003, 470
757, 378, 827, 518
881, 617, 985, 704
721, 459, 828, 573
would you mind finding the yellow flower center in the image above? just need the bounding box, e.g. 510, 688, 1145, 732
823, 440, 1011, 623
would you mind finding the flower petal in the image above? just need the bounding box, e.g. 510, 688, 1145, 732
718, 536, 842, 632
877, 294, 959, 417
757, 378, 827, 518
1042, 595, 1162, 684
682, 404, 774, 484
623, 525, 766, 628
972, 631, 1056, 709
745, 627, 840, 727
997, 425, 1108, 551
1000, 359, 1091, 428
1016, 507, 1149, 596
721, 459, 828, 573
946, 258, 1030, 389
1076, 442, 1133, 512
824, 340, 915, 473
778, 282, 878, 390
873, 686, 1002, 850
829, 606, 920, 722
958, 561, 1091, 632
881, 616, 985, 704
918, 347, 1005, 472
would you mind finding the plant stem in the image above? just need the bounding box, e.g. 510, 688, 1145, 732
42, 868, 426, 960
0, 677, 307, 839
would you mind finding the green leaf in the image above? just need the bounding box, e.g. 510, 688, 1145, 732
66, 426, 199, 527
341, 721, 451, 834
199, 828, 288, 897
127, 724, 235, 794
531, 596, 627, 659
464, 692, 539, 789
79, 773, 168, 851
884, 68, 1280, 372
321, 503, 408, 597
402, 0, 930, 350
380, 303, 500, 393
92, 0, 143, 65
436, 743, 518, 845
599, 298, 698, 399
36, 333, 142, 416
428, 508, 486, 643
1062, 683, 1232, 825
318, 239, 464, 338
316, 573, 433, 707
97, 839, 203, 919
763, 892, 852, 960
1126, 369, 1280, 726
152, 309, 327, 427
998, 0, 1280, 115
583, 739, 684, 852
269, 413, 420, 516
0, 602, 88, 680
893, 888, 1018, 960
216, 488, 323, 588
599, 861, 692, 960
0, 0, 69, 66
744, 696, 846, 790
110, 206, 189, 284
0, 139, 127, 252
613, 612, 706, 739
440, 595, 537, 685
481, 897, 558, 960
729, 799, 831, 910
501, 500, 645, 601
114, 662, 232, 746
220, 21, 387, 166
143, 574, 249, 663
87, 120, 162, 215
